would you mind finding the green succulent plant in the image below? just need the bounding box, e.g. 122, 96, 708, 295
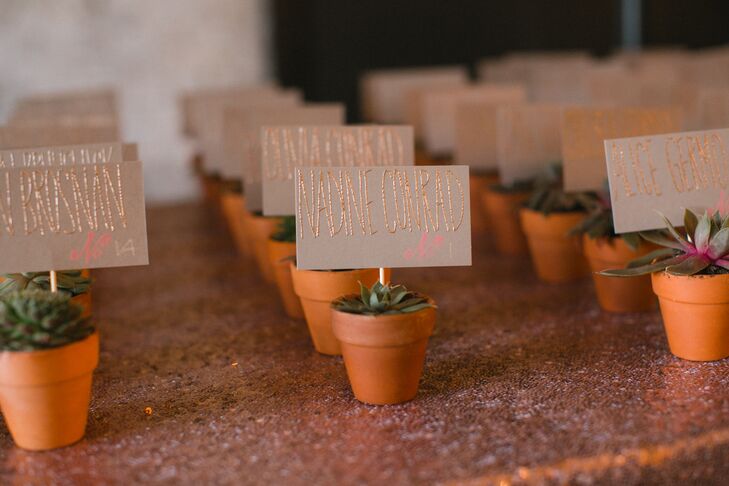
600, 209, 729, 277
0, 271, 91, 298
332, 281, 436, 316
526, 163, 597, 215
569, 188, 641, 250
271, 216, 296, 243
0, 289, 94, 351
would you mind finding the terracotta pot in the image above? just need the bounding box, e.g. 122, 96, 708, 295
481, 187, 530, 255
583, 236, 658, 313
246, 215, 281, 283
332, 304, 436, 405
267, 240, 304, 319
290, 265, 389, 355
220, 192, 252, 257
201, 173, 220, 207
0, 332, 99, 450
651, 272, 729, 361
469, 172, 499, 233
72, 292, 93, 319
520, 209, 590, 283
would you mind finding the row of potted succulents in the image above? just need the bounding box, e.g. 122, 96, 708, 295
208, 178, 438, 405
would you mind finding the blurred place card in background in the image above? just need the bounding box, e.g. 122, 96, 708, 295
0, 142, 138, 167
262, 125, 414, 215
605, 128, 729, 233
0, 124, 120, 149
497, 104, 564, 184
295, 165, 471, 270
562, 107, 682, 191
0, 160, 149, 273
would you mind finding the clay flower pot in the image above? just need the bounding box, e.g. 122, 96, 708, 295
220, 192, 252, 257
267, 240, 304, 319
0, 332, 99, 450
651, 272, 729, 361
583, 236, 658, 313
481, 187, 530, 255
71, 292, 93, 319
246, 215, 281, 283
332, 304, 436, 405
290, 265, 388, 355
469, 172, 499, 233
519, 209, 590, 283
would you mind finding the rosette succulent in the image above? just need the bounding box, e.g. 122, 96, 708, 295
0, 271, 91, 298
0, 289, 94, 351
570, 187, 641, 250
332, 281, 436, 316
600, 209, 729, 277
526, 163, 597, 215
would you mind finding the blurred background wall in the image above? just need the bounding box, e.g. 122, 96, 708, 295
0, 0, 272, 202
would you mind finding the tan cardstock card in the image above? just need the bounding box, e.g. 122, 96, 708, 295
295, 165, 472, 270
0, 125, 120, 149
605, 128, 729, 233
262, 126, 414, 216
420, 84, 527, 157
0, 160, 149, 273
497, 104, 564, 184
0, 143, 137, 168
240, 105, 346, 211
562, 107, 682, 191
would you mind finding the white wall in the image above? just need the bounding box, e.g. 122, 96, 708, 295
0, 0, 272, 202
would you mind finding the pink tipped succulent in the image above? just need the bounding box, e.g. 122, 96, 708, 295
600, 209, 729, 277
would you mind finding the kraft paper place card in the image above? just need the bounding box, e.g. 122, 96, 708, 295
0, 142, 137, 167
0, 125, 120, 149
0, 160, 149, 273
262, 125, 414, 215
361, 66, 468, 123
605, 128, 729, 233
420, 84, 527, 157
562, 107, 682, 191
295, 165, 472, 270
239, 105, 346, 211
497, 104, 564, 184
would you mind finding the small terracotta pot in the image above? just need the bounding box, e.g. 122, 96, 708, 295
520, 209, 590, 283
220, 192, 252, 257
583, 236, 658, 313
332, 304, 436, 405
469, 172, 499, 233
481, 187, 530, 255
290, 265, 389, 355
267, 240, 304, 319
246, 215, 281, 283
0, 332, 99, 450
651, 272, 729, 361
72, 292, 93, 319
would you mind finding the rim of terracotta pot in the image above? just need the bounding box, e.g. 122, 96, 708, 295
290, 264, 379, 301
582, 234, 655, 262
520, 208, 586, 235
652, 271, 729, 304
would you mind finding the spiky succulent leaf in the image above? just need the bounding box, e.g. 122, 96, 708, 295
0, 289, 94, 351
271, 216, 296, 243
0, 271, 91, 298
333, 282, 436, 316
526, 162, 598, 215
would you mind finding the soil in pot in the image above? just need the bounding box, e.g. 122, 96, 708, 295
290, 265, 389, 355
583, 236, 658, 313
267, 240, 304, 319
520, 208, 590, 283
332, 304, 436, 405
0, 332, 99, 450
246, 214, 281, 283
220, 192, 251, 257
651, 272, 729, 361
481, 186, 530, 256
470, 172, 499, 233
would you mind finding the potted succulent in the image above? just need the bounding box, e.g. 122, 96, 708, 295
219, 180, 252, 257
332, 281, 436, 405
571, 192, 658, 312
519, 164, 595, 283
267, 217, 304, 319
243, 211, 282, 284
481, 179, 533, 256
290, 264, 389, 355
469, 170, 500, 233
0, 271, 93, 318
0, 289, 98, 450
600, 209, 729, 361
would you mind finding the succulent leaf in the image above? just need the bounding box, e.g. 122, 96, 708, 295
271, 216, 296, 243
666, 254, 711, 276
0, 271, 91, 298
332, 282, 435, 316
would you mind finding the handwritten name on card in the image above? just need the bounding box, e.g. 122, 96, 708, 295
261, 125, 414, 215
605, 128, 729, 233
0, 161, 149, 273
295, 165, 472, 270
562, 107, 681, 191
0, 143, 137, 168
